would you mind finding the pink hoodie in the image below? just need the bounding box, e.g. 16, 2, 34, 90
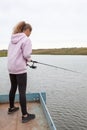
8, 33, 32, 74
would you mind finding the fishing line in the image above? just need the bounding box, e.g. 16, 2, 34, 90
27, 60, 87, 84
27, 60, 82, 74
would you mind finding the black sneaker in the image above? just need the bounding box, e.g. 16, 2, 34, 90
22, 113, 35, 123
8, 107, 19, 114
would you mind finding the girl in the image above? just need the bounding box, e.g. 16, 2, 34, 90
7, 21, 35, 123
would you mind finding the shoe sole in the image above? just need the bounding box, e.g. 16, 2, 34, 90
8, 108, 19, 114
22, 117, 35, 123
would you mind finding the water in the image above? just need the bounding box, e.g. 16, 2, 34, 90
0, 55, 87, 130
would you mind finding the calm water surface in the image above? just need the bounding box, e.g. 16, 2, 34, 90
0, 55, 87, 130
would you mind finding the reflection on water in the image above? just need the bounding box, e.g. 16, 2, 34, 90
0, 55, 87, 130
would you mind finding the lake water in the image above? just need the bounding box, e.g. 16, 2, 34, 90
0, 55, 87, 130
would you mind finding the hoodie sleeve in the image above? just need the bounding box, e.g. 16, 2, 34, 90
22, 38, 32, 62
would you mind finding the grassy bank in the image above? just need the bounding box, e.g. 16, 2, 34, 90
0, 50, 7, 57
32, 47, 87, 55
0, 48, 87, 57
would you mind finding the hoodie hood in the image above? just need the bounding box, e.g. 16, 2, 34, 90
11, 33, 26, 44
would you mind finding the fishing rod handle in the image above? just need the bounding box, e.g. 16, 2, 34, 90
31, 60, 38, 63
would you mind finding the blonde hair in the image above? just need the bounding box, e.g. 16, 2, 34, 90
13, 21, 32, 34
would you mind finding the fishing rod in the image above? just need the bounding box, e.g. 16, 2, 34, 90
27, 60, 81, 74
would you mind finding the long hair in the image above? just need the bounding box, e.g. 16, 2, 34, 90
13, 21, 32, 34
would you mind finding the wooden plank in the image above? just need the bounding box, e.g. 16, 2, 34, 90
0, 102, 50, 130
0, 103, 19, 130
17, 102, 50, 130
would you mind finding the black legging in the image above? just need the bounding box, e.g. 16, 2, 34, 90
9, 73, 27, 115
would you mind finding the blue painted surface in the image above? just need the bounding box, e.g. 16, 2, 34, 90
40, 93, 57, 130
0, 92, 46, 103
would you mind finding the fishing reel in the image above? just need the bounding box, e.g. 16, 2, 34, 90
27, 61, 37, 69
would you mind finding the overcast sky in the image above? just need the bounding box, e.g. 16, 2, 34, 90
0, 0, 87, 49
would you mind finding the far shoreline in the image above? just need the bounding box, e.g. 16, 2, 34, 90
0, 47, 87, 57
